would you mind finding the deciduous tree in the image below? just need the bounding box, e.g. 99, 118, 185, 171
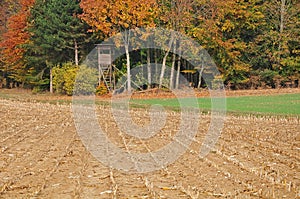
0, 0, 34, 87
263, 0, 300, 86
157, 0, 194, 89
80, 0, 157, 92
191, 0, 265, 88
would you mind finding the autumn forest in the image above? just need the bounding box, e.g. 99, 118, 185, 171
0, 0, 299, 93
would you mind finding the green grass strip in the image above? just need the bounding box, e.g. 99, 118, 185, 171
131, 93, 300, 116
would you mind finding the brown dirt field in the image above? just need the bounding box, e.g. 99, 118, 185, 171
0, 96, 299, 198
103, 87, 300, 100
130, 87, 300, 99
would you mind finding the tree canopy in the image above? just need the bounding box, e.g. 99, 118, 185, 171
0, 0, 299, 91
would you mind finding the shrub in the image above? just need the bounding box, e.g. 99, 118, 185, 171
259, 69, 279, 88
52, 63, 98, 95
52, 66, 65, 94
73, 65, 98, 95
32, 86, 43, 94
63, 66, 78, 95
52, 62, 78, 95
95, 82, 108, 95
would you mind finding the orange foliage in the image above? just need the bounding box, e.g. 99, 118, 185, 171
80, 0, 157, 36
0, 0, 35, 70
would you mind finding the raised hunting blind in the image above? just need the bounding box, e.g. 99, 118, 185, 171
96, 44, 115, 92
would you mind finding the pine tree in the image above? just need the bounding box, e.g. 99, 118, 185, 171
26, 0, 92, 92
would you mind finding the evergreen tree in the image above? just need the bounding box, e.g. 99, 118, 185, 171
26, 0, 93, 92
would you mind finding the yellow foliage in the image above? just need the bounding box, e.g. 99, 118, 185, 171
222, 20, 235, 32
233, 63, 250, 72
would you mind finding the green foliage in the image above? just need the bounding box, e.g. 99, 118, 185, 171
250, 0, 300, 81
24, 0, 94, 91
259, 69, 279, 88
280, 56, 300, 79
1, 0, 299, 91
27, 0, 90, 64
32, 86, 45, 94
24, 67, 50, 90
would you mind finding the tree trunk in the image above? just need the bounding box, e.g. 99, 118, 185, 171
97, 46, 101, 85
122, 30, 131, 93
147, 48, 151, 87
159, 35, 174, 89
154, 49, 158, 83
45, 60, 53, 93
159, 53, 169, 89
278, 0, 286, 53
197, 58, 204, 89
197, 67, 204, 89
175, 47, 181, 89
49, 66, 53, 93
74, 39, 79, 66
125, 44, 131, 93
170, 40, 177, 89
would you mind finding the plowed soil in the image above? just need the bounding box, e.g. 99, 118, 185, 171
0, 89, 299, 198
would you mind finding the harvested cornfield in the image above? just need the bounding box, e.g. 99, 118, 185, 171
0, 98, 299, 198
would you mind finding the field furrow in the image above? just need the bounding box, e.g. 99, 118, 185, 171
0, 98, 299, 198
